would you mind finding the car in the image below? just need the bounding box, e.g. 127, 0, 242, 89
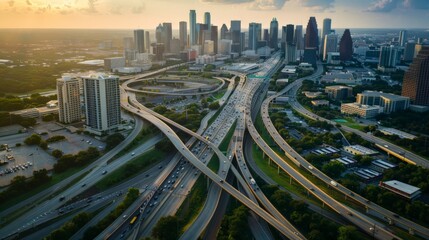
384, 145, 389, 148
393, 214, 399, 218
81, 183, 86, 187
131, 152, 135, 156
102, 170, 107, 175
123, 215, 127, 218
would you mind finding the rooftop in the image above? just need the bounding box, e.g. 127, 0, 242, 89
381, 180, 420, 195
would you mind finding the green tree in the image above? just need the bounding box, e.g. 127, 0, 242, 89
322, 160, 346, 178
152, 216, 179, 240
105, 133, 125, 150
208, 101, 220, 110
337, 225, 360, 240
24, 134, 42, 145
52, 149, 63, 159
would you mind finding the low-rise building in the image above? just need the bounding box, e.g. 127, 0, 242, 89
312, 146, 340, 156
303, 91, 322, 99
311, 100, 330, 107
276, 79, 289, 87
356, 91, 410, 114
341, 103, 383, 118
331, 156, 357, 168
378, 127, 417, 140
104, 57, 125, 71
344, 145, 378, 155
321, 72, 360, 85
354, 168, 382, 182
298, 63, 314, 71
327, 52, 340, 65
325, 85, 353, 100
379, 180, 421, 200
370, 159, 397, 173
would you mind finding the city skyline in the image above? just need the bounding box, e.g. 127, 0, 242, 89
1, 0, 429, 29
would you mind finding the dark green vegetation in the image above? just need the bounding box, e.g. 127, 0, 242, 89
0, 113, 36, 128
374, 130, 429, 158
44, 212, 93, 240
95, 148, 166, 190
154, 103, 207, 132
152, 216, 180, 240
262, 185, 362, 240
175, 174, 207, 233
376, 110, 429, 136
104, 133, 125, 151
218, 121, 237, 152
0, 169, 51, 204
0, 94, 57, 111
46, 135, 66, 143
53, 147, 100, 173
83, 188, 139, 240
208, 101, 220, 110
217, 205, 252, 240
24, 134, 42, 145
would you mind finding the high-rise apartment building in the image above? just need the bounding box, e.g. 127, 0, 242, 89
134, 29, 145, 53
57, 76, 81, 124
339, 29, 353, 61
179, 21, 187, 50
404, 42, 415, 61
263, 29, 269, 42
399, 30, 407, 47
204, 12, 211, 30
163, 22, 172, 52
285, 24, 294, 44
211, 25, 218, 54
189, 10, 197, 45
305, 17, 319, 50
323, 34, 338, 61
270, 18, 278, 50
82, 73, 121, 135
231, 20, 242, 53
402, 46, 429, 106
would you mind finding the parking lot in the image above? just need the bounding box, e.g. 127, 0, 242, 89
0, 122, 106, 187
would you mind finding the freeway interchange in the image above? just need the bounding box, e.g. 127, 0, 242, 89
2, 55, 429, 240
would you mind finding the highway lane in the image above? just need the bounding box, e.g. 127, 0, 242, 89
121, 93, 307, 239
247, 63, 400, 240
277, 70, 429, 238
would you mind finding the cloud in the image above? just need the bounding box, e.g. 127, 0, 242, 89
26, 0, 31, 6
7, 0, 14, 7
367, 0, 429, 12
367, 0, 399, 12
87, 0, 98, 13
200, 0, 253, 3
301, 0, 334, 11
248, 0, 287, 10
103, 0, 145, 15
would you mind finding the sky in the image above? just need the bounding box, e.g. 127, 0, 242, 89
1, 0, 429, 29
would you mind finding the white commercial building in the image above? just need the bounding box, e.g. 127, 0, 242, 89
379, 180, 421, 200
195, 55, 215, 64
57, 76, 81, 124
356, 91, 410, 114
341, 103, 383, 119
323, 34, 338, 61
343, 145, 378, 155
82, 73, 121, 135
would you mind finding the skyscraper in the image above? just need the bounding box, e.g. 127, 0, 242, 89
285, 24, 294, 44
323, 34, 338, 61
134, 29, 145, 53
57, 76, 81, 124
198, 23, 209, 45
295, 25, 304, 50
378, 45, 398, 72
402, 46, 429, 106
220, 24, 229, 40
211, 25, 218, 54
321, 18, 332, 57
123, 37, 134, 50
231, 20, 241, 53
339, 29, 353, 61
156, 24, 166, 45
204, 12, 211, 30
270, 18, 278, 50
179, 21, 187, 50
305, 17, 319, 50
285, 43, 296, 64
145, 31, 150, 52
163, 22, 172, 52
189, 10, 197, 45
82, 73, 121, 134
248, 22, 261, 50
399, 30, 407, 47
263, 29, 269, 42
404, 42, 416, 61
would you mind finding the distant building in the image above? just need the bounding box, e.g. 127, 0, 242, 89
298, 63, 314, 72
305, 17, 319, 50
339, 29, 353, 61
303, 48, 317, 67
320, 72, 358, 85
285, 44, 296, 64
179, 21, 187, 50
401, 45, 429, 106
219, 39, 232, 55
134, 29, 145, 53
104, 57, 125, 71
295, 25, 304, 50
189, 10, 197, 45
399, 30, 407, 47
343, 145, 378, 155
379, 180, 421, 200
378, 45, 398, 72
311, 100, 329, 107
170, 38, 181, 54
403, 42, 415, 61
323, 34, 338, 61
82, 73, 121, 135
303, 91, 322, 98
356, 91, 410, 113
57, 76, 81, 124
196, 55, 215, 64
331, 156, 357, 168
325, 85, 353, 100
370, 159, 396, 173
248, 22, 262, 51
321, 18, 332, 58
327, 52, 340, 65
269, 18, 278, 50
341, 103, 383, 119
203, 40, 214, 55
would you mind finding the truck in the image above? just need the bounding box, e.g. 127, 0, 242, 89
330, 180, 338, 187
250, 178, 256, 185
